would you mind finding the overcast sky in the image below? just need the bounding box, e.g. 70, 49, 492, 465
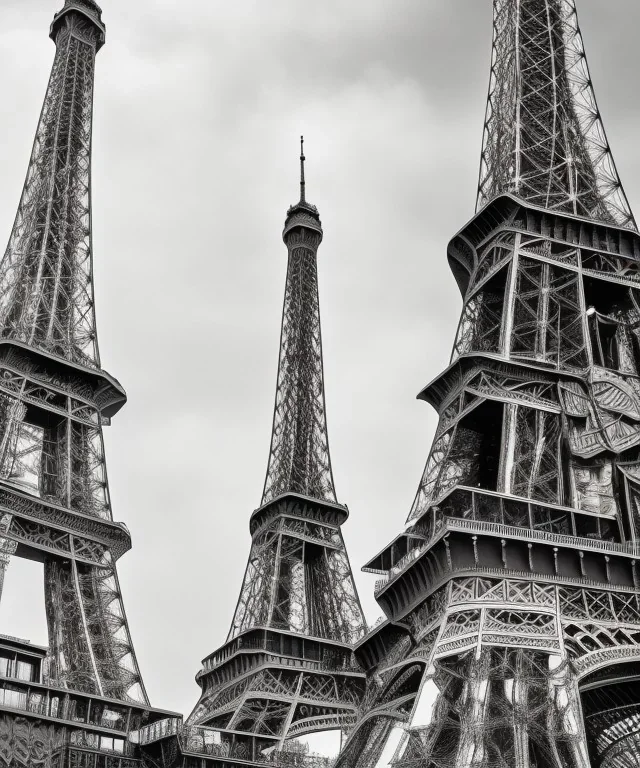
0, 0, 639, 720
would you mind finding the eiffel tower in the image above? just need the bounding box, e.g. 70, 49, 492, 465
0, 2, 175, 766
140, 141, 368, 766
334, 1, 640, 767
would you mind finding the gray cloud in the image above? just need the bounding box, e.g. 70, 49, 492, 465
0, 0, 638, 718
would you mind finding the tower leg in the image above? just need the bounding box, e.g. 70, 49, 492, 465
45, 557, 106, 695
547, 656, 591, 768
509, 653, 530, 768
44, 554, 145, 702
455, 651, 490, 768
388, 650, 591, 768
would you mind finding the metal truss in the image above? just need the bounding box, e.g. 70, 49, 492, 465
262, 142, 336, 505
189, 151, 366, 761
44, 552, 146, 702
228, 508, 364, 645
192, 666, 361, 738
339, 2, 640, 766
353, 213, 640, 765
0, 2, 105, 368
0, 0, 148, 716
478, 0, 635, 229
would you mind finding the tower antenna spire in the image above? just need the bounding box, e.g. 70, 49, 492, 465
300, 135, 306, 203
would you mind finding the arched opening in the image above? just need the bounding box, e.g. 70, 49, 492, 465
580, 660, 640, 767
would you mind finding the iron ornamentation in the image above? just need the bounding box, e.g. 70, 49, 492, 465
2, 1, 640, 768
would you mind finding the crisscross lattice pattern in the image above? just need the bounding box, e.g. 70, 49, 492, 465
190, 190, 366, 752
478, 0, 635, 229
0, 8, 102, 367
0, 1, 148, 711
337, 3, 640, 765
262, 206, 336, 504
229, 521, 365, 645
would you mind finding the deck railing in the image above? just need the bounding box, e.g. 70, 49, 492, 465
375, 489, 640, 596
131, 720, 336, 768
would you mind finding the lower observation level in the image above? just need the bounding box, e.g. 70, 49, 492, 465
0, 635, 179, 767
132, 718, 339, 768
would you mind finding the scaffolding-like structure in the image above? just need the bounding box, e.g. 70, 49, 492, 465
335, 1, 640, 766
183, 142, 367, 762
0, 3, 177, 765
4, 1, 640, 767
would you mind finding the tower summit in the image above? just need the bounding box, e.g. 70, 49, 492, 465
299, 135, 307, 203
335, 2, 640, 767
187, 142, 367, 759
0, 0, 106, 367
0, 2, 174, 764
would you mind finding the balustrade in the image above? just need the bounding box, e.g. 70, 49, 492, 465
180, 727, 336, 768
374, 485, 640, 595
0, 676, 153, 736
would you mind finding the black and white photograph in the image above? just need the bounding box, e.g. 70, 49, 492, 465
0, 1, 639, 766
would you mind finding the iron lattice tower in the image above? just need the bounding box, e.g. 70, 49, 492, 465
334, 2, 640, 767
183, 141, 367, 762
0, 3, 175, 765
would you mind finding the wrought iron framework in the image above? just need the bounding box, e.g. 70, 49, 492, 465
0, 4, 176, 767
334, 2, 640, 767
186, 141, 367, 760
0, 0, 147, 704
262, 141, 337, 506
0, 0, 104, 367
478, 0, 635, 229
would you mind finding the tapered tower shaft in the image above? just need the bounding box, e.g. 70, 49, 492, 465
0, 0, 148, 707
0, 0, 104, 367
478, 0, 635, 229
262, 139, 336, 505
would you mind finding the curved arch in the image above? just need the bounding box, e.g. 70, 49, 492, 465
575, 646, 640, 682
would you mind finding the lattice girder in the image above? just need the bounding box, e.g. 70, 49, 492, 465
340, 1, 640, 765
191, 499, 367, 736
0, 0, 148, 709
228, 499, 365, 645
345, 190, 640, 762
0, 6, 105, 368
410, 206, 640, 527
478, 0, 635, 229
189, 159, 367, 755
190, 658, 364, 742
338, 578, 635, 767
262, 202, 336, 504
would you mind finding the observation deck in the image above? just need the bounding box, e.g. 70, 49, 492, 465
370, 485, 640, 624
51, 0, 106, 49
133, 717, 337, 768
447, 193, 640, 298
